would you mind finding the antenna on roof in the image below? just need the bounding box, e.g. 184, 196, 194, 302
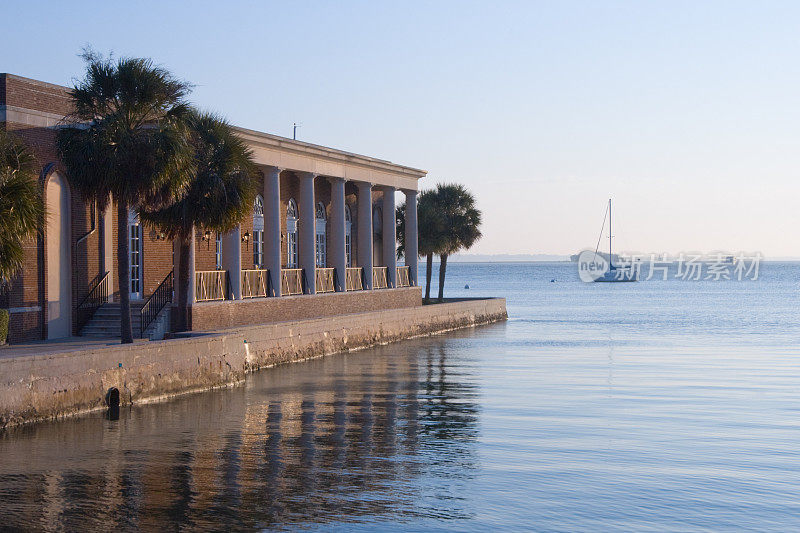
293, 122, 301, 140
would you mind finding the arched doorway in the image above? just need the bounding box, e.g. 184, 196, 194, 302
46, 173, 71, 339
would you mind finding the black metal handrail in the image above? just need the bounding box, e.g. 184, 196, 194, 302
140, 270, 173, 338
77, 271, 109, 332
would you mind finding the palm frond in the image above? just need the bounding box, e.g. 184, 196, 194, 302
139, 110, 258, 239
0, 132, 45, 283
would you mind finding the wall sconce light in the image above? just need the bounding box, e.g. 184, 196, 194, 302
154, 231, 167, 241
201, 230, 213, 249
242, 231, 250, 250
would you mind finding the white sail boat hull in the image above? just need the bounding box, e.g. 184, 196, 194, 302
594, 266, 638, 282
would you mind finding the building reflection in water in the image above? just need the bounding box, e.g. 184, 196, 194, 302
0, 335, 480, 530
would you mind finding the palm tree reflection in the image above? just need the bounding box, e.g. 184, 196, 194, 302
0, 337, 480, 530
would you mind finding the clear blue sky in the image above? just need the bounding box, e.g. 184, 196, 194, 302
3, 1, 799, 257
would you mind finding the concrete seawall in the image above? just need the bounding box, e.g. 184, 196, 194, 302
0, 298, 507, 428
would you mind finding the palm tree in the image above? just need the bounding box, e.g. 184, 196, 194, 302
56, 52, 194, 343
140, 111, 258, 331
433, 183, 482, 302
396, 189, 446, 302
0, 131, 45, 285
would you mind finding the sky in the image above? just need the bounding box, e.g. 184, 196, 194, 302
3, 1, 799, 258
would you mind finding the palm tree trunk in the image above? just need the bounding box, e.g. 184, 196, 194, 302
176, 231, 191, 332
437, 254, 448, 302
117, 201, 133, 344
425, 253, 433, 302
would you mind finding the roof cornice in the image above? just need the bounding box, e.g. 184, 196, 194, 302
233, 126, 426, 178
1, 73, 426, 179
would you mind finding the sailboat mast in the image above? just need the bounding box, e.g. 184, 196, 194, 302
608, 198, 612, 264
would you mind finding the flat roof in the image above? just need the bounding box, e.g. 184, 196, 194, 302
1, 73, 427, 177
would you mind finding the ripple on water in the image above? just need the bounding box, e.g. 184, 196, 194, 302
1, 262, 800, 530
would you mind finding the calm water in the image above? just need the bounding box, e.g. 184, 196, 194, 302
2, 262, 800, 531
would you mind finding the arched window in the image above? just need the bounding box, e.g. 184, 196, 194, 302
253, 195, 264, 267
287, 199, 298, 268
46, 172, 71, 338
315, 202, 327, 267
345, 205, 353, 267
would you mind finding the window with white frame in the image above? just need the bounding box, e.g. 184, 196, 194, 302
287, 199, 298, 268
253, 195, 264, 267
315, 202, 327, 267
345, 204, 353, 267
215, 233, 222, 269
129, 209, 141, 298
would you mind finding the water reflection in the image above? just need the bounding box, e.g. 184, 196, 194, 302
0, 337, 480, 531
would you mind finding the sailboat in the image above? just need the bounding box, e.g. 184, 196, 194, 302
593, 198, 637, 282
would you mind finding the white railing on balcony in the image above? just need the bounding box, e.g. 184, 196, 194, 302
316, 267, 336, 293
396, 266, 411, 287
346, 267, 363, 291
282, 268, 303, 296
372, 266, 388, 289
196, 270, 227, 302
242, 269, 268, 298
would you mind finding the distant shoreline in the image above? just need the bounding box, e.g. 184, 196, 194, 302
439, 259, 800, 264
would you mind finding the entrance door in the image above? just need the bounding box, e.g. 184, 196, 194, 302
46, 173, 71, 338
129, 210, 142, 300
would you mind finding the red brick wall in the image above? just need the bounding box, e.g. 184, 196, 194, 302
3, 75, 73, 116
190, 286, 422, 332
1, 75, 77, 342
194, 231, 217, 272
2, 123, 60, 339
111, 205, 120, 300
142, 228, 173, 297
0, 74, 413, 343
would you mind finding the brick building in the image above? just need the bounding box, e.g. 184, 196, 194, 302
0, 74, 423, 344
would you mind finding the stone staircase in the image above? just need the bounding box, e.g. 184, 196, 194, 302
80, 302, 146, 338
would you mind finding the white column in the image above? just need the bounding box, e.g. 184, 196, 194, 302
222, 225, 242, 300
382, 186, 397, 287
176, 228, 197, 305
404, 190, 419, 286
264, 166, 282, 296
102, 202, 114, 302
298, 172, 317, 294
357, 182, 373, 289
329, 177, 347, 292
